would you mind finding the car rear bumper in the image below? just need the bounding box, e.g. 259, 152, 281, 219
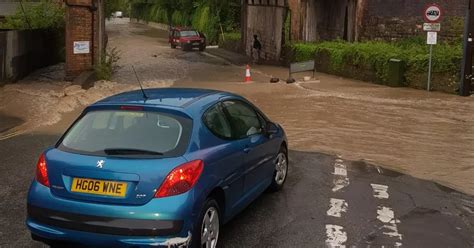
28, 218, 191, 247
28, 204, 183, 237
181, 42, 204, 48
26, 181, 197, 247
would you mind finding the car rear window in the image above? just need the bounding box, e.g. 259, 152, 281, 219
58, 110, 191, 158
180, 30, 199, 37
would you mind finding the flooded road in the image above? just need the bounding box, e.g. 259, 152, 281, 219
0, 18, 473, 247
1, 18, 473, 195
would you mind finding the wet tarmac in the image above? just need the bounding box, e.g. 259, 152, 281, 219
1, 127, 472, 247
0, 112, 24, 133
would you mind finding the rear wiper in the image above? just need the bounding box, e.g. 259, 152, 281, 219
104, 148, 164, 156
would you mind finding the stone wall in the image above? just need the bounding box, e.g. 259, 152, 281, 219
359, 0, 467, 41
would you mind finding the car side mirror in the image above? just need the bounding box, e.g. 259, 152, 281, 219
265, 122, 279, 136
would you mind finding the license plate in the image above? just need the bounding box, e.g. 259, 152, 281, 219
71, 178, 127, 197
193, 42, 200, 45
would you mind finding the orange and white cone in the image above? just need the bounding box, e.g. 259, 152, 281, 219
245, 64, 252, 83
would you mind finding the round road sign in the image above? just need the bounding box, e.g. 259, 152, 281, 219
424, 4, 442, 23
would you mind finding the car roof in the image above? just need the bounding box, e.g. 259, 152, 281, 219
172, 27, 197, 32
93, 88, 236, 109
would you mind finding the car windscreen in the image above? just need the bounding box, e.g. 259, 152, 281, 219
180, 30, 199, 37
58, 110, 191, 158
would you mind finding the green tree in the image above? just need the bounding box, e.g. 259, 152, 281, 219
105, 0, 130, 18
0, 1, 65, 30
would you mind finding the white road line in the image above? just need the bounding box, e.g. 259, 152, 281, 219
326, 156, 349, 247
332, 159, 349, 192
333, 162, 347, 176
371, 184, 389, 199
372, 185, 403, 245
377, 206, 395, 223
325, 224, 347, 248
327, 198, 348, 218
332, 177, 350, 192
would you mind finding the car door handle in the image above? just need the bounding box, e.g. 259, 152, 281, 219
243, 147, 252, 153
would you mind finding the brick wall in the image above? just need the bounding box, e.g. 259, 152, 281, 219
359, 0, 467, 41
65, 0, 104, 79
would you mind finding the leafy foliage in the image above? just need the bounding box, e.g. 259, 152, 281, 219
290, 38, 462, 82
0, 1, 65, 30
95, 47, 121, 81
131, 0, 241, 44
105, 0, 130, 19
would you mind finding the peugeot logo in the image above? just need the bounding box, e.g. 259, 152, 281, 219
96, 160, 105, 168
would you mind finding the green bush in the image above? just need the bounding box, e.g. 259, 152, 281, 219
0, 1, 65, 30
218, 32, 241, 52
289, 38, 462, 83
95, 48, 121, 81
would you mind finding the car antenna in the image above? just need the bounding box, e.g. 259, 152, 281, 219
132, 65, 148, 100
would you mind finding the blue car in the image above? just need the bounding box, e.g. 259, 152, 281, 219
27, 88, 288, 248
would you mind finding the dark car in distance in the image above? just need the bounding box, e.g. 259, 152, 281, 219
169, 27, 206, 51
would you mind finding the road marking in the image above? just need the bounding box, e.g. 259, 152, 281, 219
0, 130, 26, 141
327, 198, 348, 218
325, 224, 347, 247
332, 159, 350, 192
371, 184, 389, 199
333, 162, 347, 177
332, 177, 350, 192
372, 184, 403, 245
377, 206, 395, 223
326, 156, 349, 247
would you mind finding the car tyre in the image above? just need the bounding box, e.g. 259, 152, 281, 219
171, 43, 176, 49
199, 45, 206, 52
269, 146, 288, 191
192, 198, 220, 248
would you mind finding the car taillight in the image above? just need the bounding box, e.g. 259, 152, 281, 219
36, 154, 49, 187
155, 160, 203, 198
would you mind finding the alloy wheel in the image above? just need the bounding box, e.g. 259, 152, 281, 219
275, 152, 288, 185
201, 206, 219, 248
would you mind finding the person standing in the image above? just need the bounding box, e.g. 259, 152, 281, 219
252, 35, 262, 64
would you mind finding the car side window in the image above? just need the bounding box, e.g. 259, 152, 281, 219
222, 100, 263, 139
203, 104, 232, 139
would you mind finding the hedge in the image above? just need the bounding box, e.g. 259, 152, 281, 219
288, 39, 462, 92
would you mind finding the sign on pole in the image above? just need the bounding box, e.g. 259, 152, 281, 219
423, 4, 443, 91
427, 32, 438, 45
423, 23, 441, 32
424, 4, 442, 23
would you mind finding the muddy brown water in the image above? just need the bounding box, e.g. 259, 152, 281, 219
177, 74, 474, 195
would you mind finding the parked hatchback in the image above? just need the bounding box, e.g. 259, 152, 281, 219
169, 27, 206, 51
27, 88, 288, 248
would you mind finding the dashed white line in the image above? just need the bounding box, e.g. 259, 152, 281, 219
332, 177, 350, 192
326, 156, 349, 247
327, 198, 348, 218
372, 184, 403, 245
377, 206, 395, 223
371, 184, 390, 199
325, 224, 348, 248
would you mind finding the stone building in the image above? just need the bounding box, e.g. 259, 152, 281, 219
242, 0, 467, 62
289, 0, 467, 42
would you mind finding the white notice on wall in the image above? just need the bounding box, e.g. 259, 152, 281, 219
73, 41, 90, 54
427, 32, 437, 45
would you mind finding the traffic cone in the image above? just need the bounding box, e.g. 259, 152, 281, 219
245, 64, 252, 83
